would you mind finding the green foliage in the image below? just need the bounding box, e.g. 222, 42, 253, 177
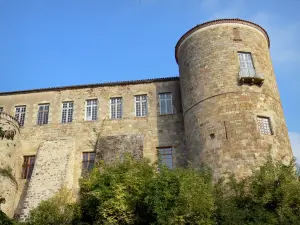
215, 158, 300, 225
79, 155, 215, 225
26, 188, 79, 225
8, 154, 300, 225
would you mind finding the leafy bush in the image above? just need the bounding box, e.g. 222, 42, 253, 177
215, 158, 300, 225
11, 154, 300, 225
26, 188, 79, 225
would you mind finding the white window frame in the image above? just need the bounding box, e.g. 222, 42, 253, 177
159, 93, 173, 115
85, 99, 98, 121
238, 52, 256, 77
61, 101, 74, 123
110, 97, 123, 119
37, 104, 50, 125
135, 95, 148, 117
15, 105, 26, 127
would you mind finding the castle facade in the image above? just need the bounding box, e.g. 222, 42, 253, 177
0, 19, 293, 219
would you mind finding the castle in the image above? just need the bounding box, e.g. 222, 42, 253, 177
0, 19, 293, 219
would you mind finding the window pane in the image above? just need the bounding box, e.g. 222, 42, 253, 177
158, 147, 173, 169
82, 152, 95, 172
257, 116, 272, 135
22, 156, 36, 179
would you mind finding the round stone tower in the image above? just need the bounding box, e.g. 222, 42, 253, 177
0, 112, 20, 217
175, 19, 293, 178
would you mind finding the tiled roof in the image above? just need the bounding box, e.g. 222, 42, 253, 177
0, 77, 179, 95
175, 18, 270, 63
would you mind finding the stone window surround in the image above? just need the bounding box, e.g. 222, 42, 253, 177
21, 155, 36, 180
85, 99, 98, 121
257, 115, 273, 135
37, 103, 50, 125
134, 94, 148, 117
157, 146, 173, 169
159, 92, 173, 115
15, 105, 26, 127
110, 97, 123, 119
61, 101, 74, 123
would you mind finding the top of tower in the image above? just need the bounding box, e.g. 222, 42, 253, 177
175, 18, 270, 64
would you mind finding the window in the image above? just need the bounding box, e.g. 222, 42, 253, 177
61, 102, 73, 123
37, 104, 49, 125
0, 107, 3, 112
15, 106, 26, 127
159, 93, 173, 115
238, 52, 255, 76
135, 95, 147, 117
82, 152, 95, 172
86, 99, 98, 121
22, 155, 36, 179
110, 97, 122, 119
257, 116, 272, 135
157, 147, 173, 169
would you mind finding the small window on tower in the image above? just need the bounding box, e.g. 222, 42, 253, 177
257, 116, 273, 135
238, 52, 264, 85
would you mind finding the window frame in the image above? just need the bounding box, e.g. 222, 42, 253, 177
37, 104, 50, 125
110, 97, 123, 119
85, 99, 98, 121
257, 116, 273, 135
157, 147, 173, 169
238, 52, 256, 76
21, 155, 36, 179
82, 152, 96, 172
134, 95, 148, 117
61, 101, 74, 123
15, 105, 26, 127
159, 92, 173, 115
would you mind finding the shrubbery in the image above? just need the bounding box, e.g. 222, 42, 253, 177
2, 155, 300, 225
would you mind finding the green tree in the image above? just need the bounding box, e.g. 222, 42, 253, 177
215, 158, 300, 225
79, 155, 215, 225
26, 188, 79, 225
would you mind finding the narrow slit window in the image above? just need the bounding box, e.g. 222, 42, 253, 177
135, 95, 147, 117
86, 99, 98, 121
159, 93, 173, 115
157, 147, 173, 169
37, 104, 49, 125
257, 116, 272, 135
82, 152, 95, 172
15, 106, 26, 127
238, 52, 255, 76
110, 97, 122, 119
61, 101, 74, 123
22, 155, 36, 179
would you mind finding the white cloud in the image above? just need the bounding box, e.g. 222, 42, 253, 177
289, 132, 300, 163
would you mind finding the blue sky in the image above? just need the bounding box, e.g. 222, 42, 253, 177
0, 0, 300, 159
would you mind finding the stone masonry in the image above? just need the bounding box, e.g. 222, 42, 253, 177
0, 18, 294, 218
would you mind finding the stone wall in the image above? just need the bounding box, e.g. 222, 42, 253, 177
0, 80, 186, 216
0, 112, 20, 217
176, 21, 293, 178
18, 138, 75, 219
